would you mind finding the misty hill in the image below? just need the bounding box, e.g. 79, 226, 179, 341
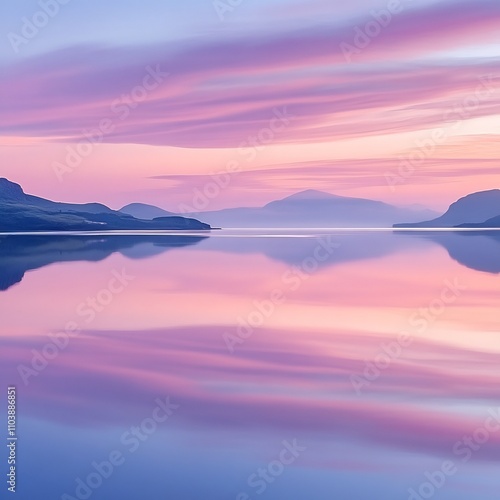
123, 190, 438, 228
395, 190, 500, 228
0, 179, 210, 232
121, 203, 174, 219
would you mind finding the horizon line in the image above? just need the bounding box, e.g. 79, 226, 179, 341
1, 227, 500, 237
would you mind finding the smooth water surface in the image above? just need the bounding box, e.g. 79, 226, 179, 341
1, 230, 499, 500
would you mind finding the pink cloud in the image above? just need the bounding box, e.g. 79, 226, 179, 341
1, 1, 500, 148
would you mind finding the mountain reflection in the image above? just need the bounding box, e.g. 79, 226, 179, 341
2, 230, 500, 292
0, 234, 207, 291
396, 231, 500, 274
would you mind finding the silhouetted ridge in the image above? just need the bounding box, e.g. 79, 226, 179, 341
0, 178, 211, 232
395, 190, 500, 228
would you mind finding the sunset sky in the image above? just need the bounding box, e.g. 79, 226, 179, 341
1, 0, 500, 211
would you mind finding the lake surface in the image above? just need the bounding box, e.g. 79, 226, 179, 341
1, 230, 499, 500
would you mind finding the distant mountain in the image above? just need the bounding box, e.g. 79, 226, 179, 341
121, 203, 174, 220
0, 179, 210, 232
395, 190, 500, 228
124, 189, 438, 228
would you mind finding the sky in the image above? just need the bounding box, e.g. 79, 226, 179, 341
1, 0, 500, 212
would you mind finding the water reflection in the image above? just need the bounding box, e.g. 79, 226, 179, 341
0, 234, 207, 290
397, 231, 500, 274
2, 231, 500, 294
5, 231, 500, 290
1, 231, 499, 499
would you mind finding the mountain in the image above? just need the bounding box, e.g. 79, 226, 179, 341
456, 215, 500, 228
394, 189, 500, 228
120, 203, 174, 219
122, 190, 438, 228
0, 177, 116, 214
0, 179, 210, 232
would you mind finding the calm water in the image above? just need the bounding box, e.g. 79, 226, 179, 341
1, 230, 499, 500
